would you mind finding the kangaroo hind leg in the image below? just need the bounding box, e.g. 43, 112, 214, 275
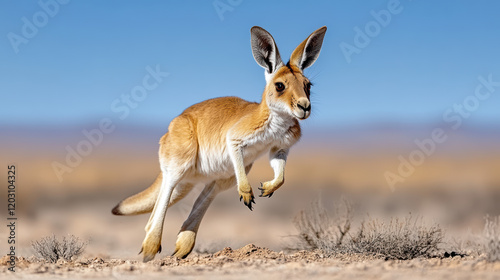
173, 165, 252, 258
141, 115, 198, 262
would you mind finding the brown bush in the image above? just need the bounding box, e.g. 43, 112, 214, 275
291, 196, 352, 253
348, 215, 443, 260
292, 197, 444, 260
483, 215, 500, 262
31, 235, 86, 263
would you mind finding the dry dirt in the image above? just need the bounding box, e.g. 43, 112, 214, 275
2, 244, 500, 280
2, 127, 500, 279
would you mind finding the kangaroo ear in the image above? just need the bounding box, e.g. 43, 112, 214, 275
251, 26, 283, 75
289, 26, 327, 71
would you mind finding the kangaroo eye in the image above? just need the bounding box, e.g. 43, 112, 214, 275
275, 82, 285, 92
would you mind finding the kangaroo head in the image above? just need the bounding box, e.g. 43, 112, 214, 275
251, 26, 327, 120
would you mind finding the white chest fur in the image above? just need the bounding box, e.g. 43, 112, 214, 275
243, 111, 296, 154
196, 112, 297, 180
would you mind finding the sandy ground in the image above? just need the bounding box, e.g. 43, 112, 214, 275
2, 125, 500, 279
1, 194, 500, 280
2, 244, 500, 280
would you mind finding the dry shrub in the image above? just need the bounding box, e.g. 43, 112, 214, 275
349, 215, 443, 260
32, 235, 86, 262
483, 215, 500, 262
446, 228, 482, 256
291, 196, 352, 253
292, 198, 444, 260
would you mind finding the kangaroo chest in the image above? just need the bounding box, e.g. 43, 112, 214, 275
195, 112, 297, 180
240, 113, 297, 162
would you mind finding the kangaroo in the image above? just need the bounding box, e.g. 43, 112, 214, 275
112, 26, 327, 262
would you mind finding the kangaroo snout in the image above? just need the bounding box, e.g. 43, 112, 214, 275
295, 98, 311, 119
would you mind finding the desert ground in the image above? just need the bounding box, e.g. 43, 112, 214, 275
1, 124, 500, 279
3, 244, 500, 279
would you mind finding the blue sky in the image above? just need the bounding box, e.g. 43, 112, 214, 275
1, 0, 499, 127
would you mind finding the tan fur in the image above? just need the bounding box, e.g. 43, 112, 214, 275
111, 173, 195, 215
112, 26, 327, 262
173, 231, 196, 258
111, 173, 161, 215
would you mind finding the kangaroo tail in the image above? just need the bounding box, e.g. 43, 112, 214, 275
112, 172, 162, 216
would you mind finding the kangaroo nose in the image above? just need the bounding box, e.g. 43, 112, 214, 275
297, 98, 311, 112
